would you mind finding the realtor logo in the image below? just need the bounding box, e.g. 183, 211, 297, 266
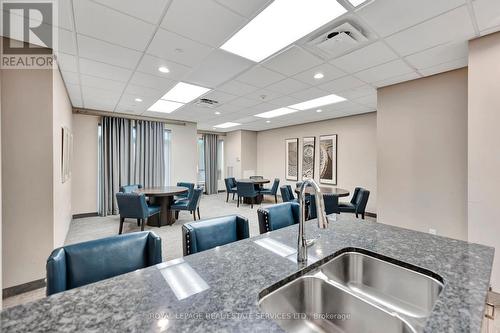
1, 1, 56, 69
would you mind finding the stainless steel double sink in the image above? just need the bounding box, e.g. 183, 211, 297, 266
259, 249, 444, 333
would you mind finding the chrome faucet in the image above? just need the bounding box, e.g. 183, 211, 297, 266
297, 179, 328, 265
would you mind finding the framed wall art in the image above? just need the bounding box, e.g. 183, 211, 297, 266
319, 134, 337, 185
285, 138, 299, 181
302, 137, 315, 180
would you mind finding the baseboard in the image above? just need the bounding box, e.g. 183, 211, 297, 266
72, 212, 99, 219
365, 212, 377, 218
2, 279, 46, 299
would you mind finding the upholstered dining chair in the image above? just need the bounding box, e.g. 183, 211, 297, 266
339, 188, 370, 219
260, 178, 280, 203
280, 185, 297, 203
236, 182, 259, 208
224, 177, 237, 202
119, 184, 143, 193
182, 215, 249, 255
115, 192, 161, 233
171, 188, 203, 221
175, 182, 195, 201
257, 202, 300, 234
308, 194, 339, 220
46, 231, 162, 296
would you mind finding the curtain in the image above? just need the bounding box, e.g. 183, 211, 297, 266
204, 133, 218, 194
134, 120, 165, 188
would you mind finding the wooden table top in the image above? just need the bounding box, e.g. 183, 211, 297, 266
295, 186, 350, 197
237, 178, 270, 185
136, 186, 188, 196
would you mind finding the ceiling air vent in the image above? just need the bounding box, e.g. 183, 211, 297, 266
307, 22, 368, 58
194, 98, 219, 108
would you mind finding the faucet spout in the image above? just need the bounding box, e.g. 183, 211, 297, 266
297, 179, 328, 265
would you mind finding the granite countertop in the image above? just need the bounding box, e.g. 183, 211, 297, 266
1, 216, 494, 332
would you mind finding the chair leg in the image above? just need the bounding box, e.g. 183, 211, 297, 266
175, 211, 179, 219
355, 213, 359, 218
362, 213, 365, 220
232, 193, 235, 200
119, 217, 124, 234
275, 194, 277, 203
157, 213, 161, 228
226, 192, 229, 202
137, 218, 140, 227
237, 196, 240, 207
193, 211, 196, 221
197, 207, 201, 219
141, 218, 145, 231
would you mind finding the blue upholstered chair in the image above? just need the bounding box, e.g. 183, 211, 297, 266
236, 181, 259, 208
171, 188, 203, 221
339, 187, 370, 219
182, 215, 249, 255
116, 192, 161, 233
260, 178, 280, 203
308, 194, 339, 220
280, 185, 297, 203
46, 231, 162, 296
224, 177, 237, 202
257, 202, 300, 234
175, 182, 195, 201
119, 184, 142, 193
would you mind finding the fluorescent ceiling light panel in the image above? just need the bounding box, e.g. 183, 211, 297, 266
147, 100, 184, 113
220, 0, 347, 62
348, 0, 368, 7
254, 107, 298, 118
161, 82, 211, 103
289, 94, 346, 110
214, 122, 241, 128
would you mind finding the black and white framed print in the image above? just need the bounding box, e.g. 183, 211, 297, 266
302, 137, 316, 180
285, 138, 299, 181
319, 134, 337, 185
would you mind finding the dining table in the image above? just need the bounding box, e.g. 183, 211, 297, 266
135, 186, 188, 226
295, 186, 350, 198
236, 178, 270, 204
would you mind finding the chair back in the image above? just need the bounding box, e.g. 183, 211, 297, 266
182, 215, 249, 255
309, 194, 339, 219
116, 192, 149, 219
257, 202, 300, 234
224, 178, 233, 192
46, 232, 162, 295
119, 184, 142, 193
350, 187, 362, 205
280, 185, 295, 202
177, 182, 195, 199
250, 176, 264, 180
236, 182, 258, 197
187, 188, 203, 210
270, 178, 280, 195
355, 189, 370, 214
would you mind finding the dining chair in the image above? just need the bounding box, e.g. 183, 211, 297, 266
171, 188, 203, 221
257, 202, 300, 234
46, 231, 162, 296
339, 188, 370, 219
236, 182, 259, 208
115, 192, 161, 233
224, 177, 237, 202
260, 178, 280, 203
280, 185, 297, 203
119, 184, 143, 193
308, 194, 339, 220
182, 215, 249, 255
175, 182, 195, 201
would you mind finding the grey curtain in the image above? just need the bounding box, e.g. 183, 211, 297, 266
134, 120, 165, 188
204, 133, 218, 195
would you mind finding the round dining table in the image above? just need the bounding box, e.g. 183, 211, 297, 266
136, 186, 188, 226
295, 186, 350, 197
237, 178, 270, 204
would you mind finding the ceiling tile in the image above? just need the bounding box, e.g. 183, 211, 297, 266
116, 94, 157, 113
405, 41, 468, 70
228, 97, 261, 108
290, 87, 329, 101
147, 28, 214, 67
372, 72, 421, 88
82, 86, 121, 111
473, 0, 500, 31
161, 0, 246, 47
336, 84, 376, 100
73, 0, 156, 50
214, 0, 272, 18
217, 80, 258, 96
60, 71, 80, 85
356, 0, 466, 37
129, 72, 176, 91
266, 78, 310, 95
92, 0, 170, 24
262, 46, 323, 76
202, 90, 238, 104
80, 75, 127, 92
385, 6, 475, 56
354, 94, 377, 108
419, 57, 468, 77
79, 58, 133, 82
124, 84, 165, 99
65, 83, 83, 105
57, 0, 75, 31
136, 54, 191, 81
58, 28, 76, 55
56, 53, 78, 72
318, 75, 366, 93
244, 89, 283, 102
267, 96, 301, 108
354, 59, 414, 83
292, 63, 345, 86
331, 42, 398, 73
185, 49, 253, 87
77, 35, 142, 69
236, 66, 286, 88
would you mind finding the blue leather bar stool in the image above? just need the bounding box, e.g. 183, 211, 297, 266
339, 188, 370, 219
182, 215, 249, 255
236, 181, 259, 208
257, 202, 300, 234
119, 184, 143, 193
280, 185, 297, 203
224, 177, 237, 202
116, 192, 161, 233
171, 188, 203, 221
175, 182, 195, 201
260, 178, 280, 203
46, 231, 162, 296
308, 194, 339, 220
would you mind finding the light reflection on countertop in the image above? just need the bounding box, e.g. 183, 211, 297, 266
157, 258, 210, 300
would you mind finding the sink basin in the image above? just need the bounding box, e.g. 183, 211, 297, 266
259, 249, 444, 333
259, 275, 415, 333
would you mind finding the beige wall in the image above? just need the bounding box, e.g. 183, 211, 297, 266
170, 122, 198, 184
72, 114, 99, 215
0, 68, 3, 306
241, 130, 258, 177
468, 32, 500, 290
225, 130, 242, 178
257, 113, 377, 213
377, 68, 468, 241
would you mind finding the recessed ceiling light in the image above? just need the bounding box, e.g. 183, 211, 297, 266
254, 107, 298, 119
134, 98, 143, 102
348, 0, 368, 7
161, 82, 211, 103
289, 94, 346, 110
214, 122, 241, 129
266, 120, 271, 123
147, 100, 184, 113
316, 109, 322, 113
214, 111, 221, 115
220, 0, 347, 62
313, 72, 324, 80
158, 66, 170, 73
